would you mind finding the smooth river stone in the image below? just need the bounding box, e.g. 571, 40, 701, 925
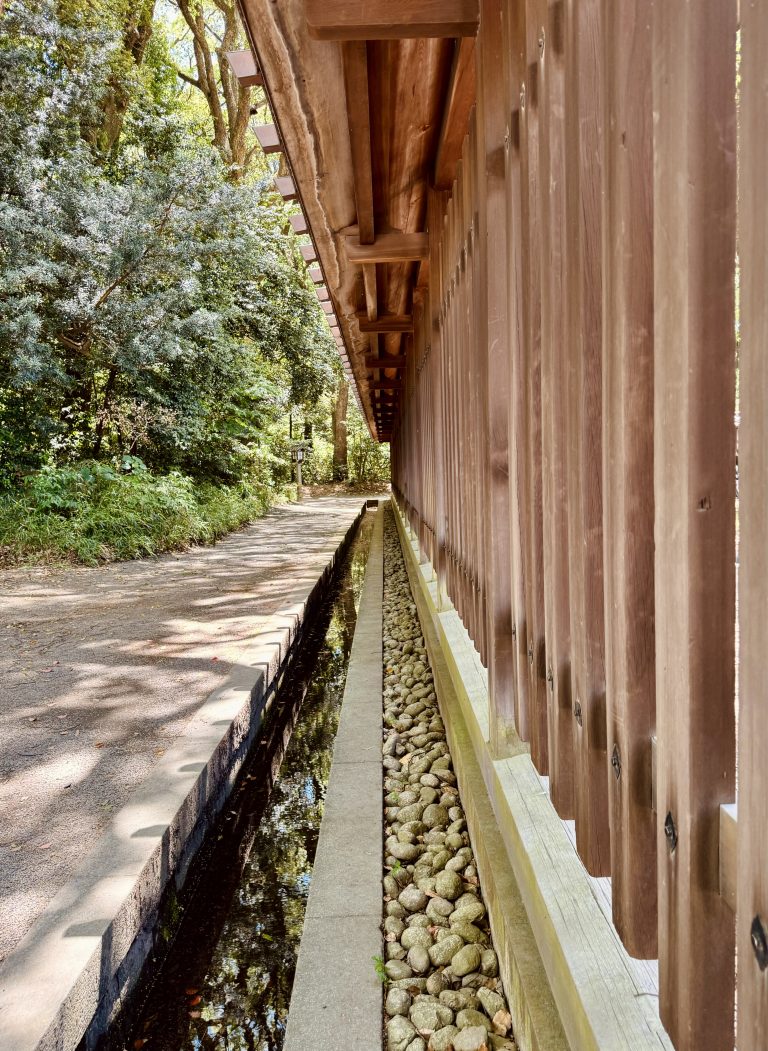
388, 1015, 418, 1051
451, 944, 482, 977
453, 1027, 491, 1051
386, 987, 413, 1017
428, 934, 464, 966
434, 869, 463, 901
399, 884, 429, 912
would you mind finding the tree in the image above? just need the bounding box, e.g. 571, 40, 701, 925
170, 0, 257, 178
331, 379, 349, 480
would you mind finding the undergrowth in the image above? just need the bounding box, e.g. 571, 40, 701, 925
0, 461, 283, 567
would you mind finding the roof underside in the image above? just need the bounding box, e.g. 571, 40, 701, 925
238, 0, 477, 440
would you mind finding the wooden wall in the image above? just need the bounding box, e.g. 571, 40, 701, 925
391, 2, 764, 1048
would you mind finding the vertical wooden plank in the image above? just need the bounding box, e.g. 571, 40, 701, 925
539, 0, 573, 815
521, 0, 549, 774
654, 1, 737, 1045
738, 6, 768, 1046
602, 0, 656, 941
564, 0, 610, 874
477, 0, 516, 754
502, 0, 531, 746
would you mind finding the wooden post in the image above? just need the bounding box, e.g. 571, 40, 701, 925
564, 0, 610, 873
602, 0, 656, 933
737, 6, 768, 1046
539, 0, 573, 816
478, 0, 517, 755
520, 0, 549, 775
502, 0, 531, 745
654, 0, 738, 1044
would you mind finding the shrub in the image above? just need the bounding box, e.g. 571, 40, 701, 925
0, 462, 276, 566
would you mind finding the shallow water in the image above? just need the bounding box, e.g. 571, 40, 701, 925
103, 511, 374, 1051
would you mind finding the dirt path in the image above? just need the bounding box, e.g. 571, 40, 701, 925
0, 496, 368, 965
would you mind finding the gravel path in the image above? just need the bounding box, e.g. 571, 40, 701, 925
381, 508, 515, 1051
0, 496, 367, 966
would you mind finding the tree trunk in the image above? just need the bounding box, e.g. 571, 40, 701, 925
85, 1, 156, 161
331, 379, 349, 481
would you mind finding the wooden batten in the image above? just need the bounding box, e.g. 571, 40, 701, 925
290, 214, 308, 234
316, 287, 330, 302
224, 49, 263, 86
308, 267, 323, 284
321, 301, 334, 315
275, 175, 298, 200
306, 0, 480, 40
300, 244, 317, 262
253, 123, 282, 153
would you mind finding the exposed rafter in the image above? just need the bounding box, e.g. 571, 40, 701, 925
434, 38, 477, 189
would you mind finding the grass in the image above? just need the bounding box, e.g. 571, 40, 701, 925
0, 461, 283, 567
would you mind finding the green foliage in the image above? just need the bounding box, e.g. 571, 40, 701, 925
0, 461, 279, 565
0, 0, 388, 563
372, 954, 388, 985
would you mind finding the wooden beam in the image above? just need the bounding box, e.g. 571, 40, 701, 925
321, 301, 334, 314
357, 314, 414, 333
345, 232, 429, 263
300, 244, 317, 262
341, 41, 375, 245
365, 354, 407, 368
434, 38, 477, 190
253, 124, 282, 154
290, 214, 308, 234
306, 0, 479, 40
370, 381, 403, 390
308, 266, 323, 284
224, 49, 263, 86
316, 287, 330, 302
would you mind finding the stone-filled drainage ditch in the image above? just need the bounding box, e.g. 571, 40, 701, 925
94, 510, 375, 1051
381, 507, 515, 1051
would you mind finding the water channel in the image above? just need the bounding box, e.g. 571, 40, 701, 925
99, 510, 375, 1051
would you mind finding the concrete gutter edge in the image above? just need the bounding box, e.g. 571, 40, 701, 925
284, 503, 384, 1051
0, 501, 370, 1051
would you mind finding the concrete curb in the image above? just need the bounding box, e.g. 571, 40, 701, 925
0, 501, 371, 1051
284, 503, 384, 1051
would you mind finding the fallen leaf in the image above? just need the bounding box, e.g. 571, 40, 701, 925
95, 742, 105, 749
188, 994, 201, 1006
39, 843, 52, 850
210, 656, 219, 662
133, 1040, 148, 1049
188, 1010, 201, 1019
154, 749, 165, 758
184, 988, 198, 996
492, 1009, 513, 1035
384, 932, 397, 943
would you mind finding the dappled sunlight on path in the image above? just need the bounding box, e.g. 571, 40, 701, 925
0, 497, 368, 965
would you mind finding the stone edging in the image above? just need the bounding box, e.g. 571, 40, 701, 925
284, 503, 385, 1051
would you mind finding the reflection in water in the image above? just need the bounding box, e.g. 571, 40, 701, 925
107, 511, 374, 1051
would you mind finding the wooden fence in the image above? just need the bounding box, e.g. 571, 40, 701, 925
391, 2, 767, 1048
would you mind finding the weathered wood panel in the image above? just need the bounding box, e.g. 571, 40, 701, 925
539, 0, 573, 816
520, 0, 549, 775
737, 9, 768, 1048
564, 0, 610, 878
654, 0, 737, 1045
477, 0, 515, 755
601, 0, 656, 914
